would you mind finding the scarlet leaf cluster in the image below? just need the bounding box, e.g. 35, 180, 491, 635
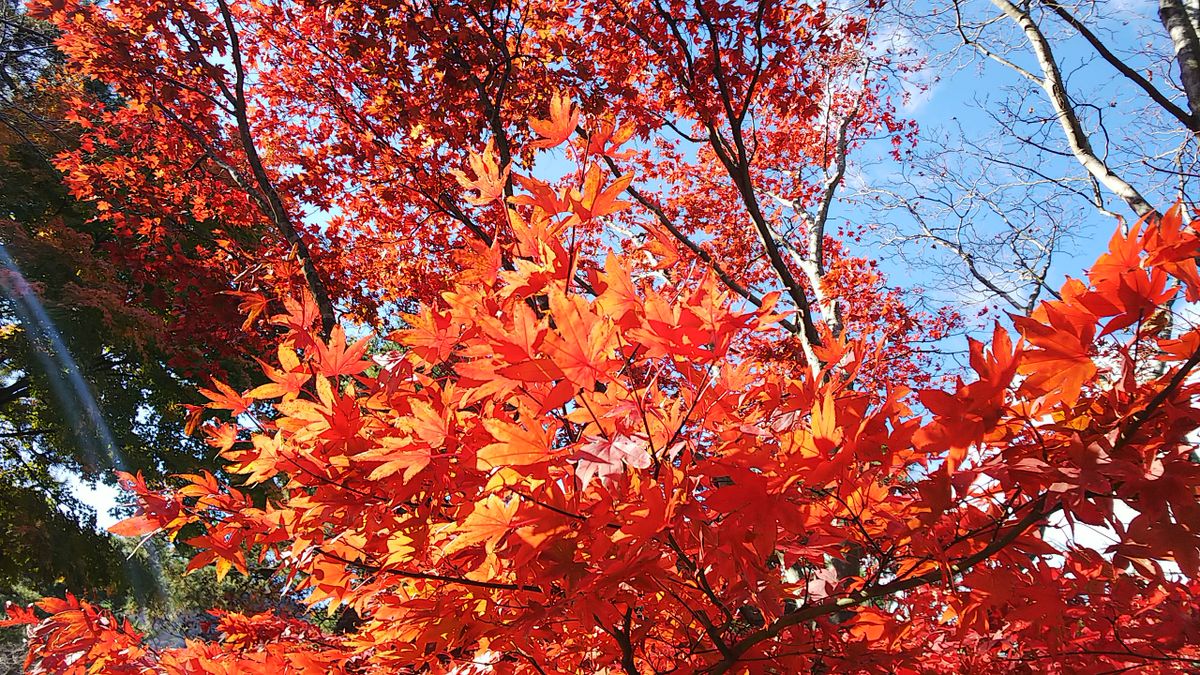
13, 189, 1200, 671
8, 0, 1200, 672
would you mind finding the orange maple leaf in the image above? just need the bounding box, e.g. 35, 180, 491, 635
313, 325, 373, 377
441, 494, 522, 555
199, 379, 253, 416
530, 91, 580, 149
477, 418, 554, 469
452, 139, 510, 205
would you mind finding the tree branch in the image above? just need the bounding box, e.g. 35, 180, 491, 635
316, 547, 543, 593
594, 152, 804, 338
215, 0, 337, 336
1159, 0, 1200, 128
986, 0, 1156, 218
1042, 0, 1196, 132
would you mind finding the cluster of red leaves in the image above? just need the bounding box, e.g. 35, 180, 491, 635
27, 0, 915, 330
10, 170, 1200, 671
1, 595, 350, 674
11, 0, 1200, 671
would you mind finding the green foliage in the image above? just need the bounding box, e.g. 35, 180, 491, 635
0, 0, 261, 611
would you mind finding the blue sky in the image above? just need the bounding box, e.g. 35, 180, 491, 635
850, 0, 1187, 329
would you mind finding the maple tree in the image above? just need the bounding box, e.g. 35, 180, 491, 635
5, 0, 1200, 672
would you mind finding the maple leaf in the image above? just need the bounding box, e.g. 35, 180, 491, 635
1012, 290, 1097, 403
530, 91, 580, 149
398, 308, 460, 364
1143, 203, 1200, 300
202, 423, 238, 452
441, 494, 522, 555
569, 165, 632, 221
586, 118, 635, 159
477, 418, 554, 469
452, 139, 510, 205
199, 379, 253, 416
223, 290, 269, 331
848, 608, 890, 642
313, 325, 373, 377
247, 344, 311, 400
0, 603, 38, 628
573, 434, 652, 488
543, 290, 617, 388
805, 565, 841, 601
272, 293, 321, 337
229, 433, 284, 484
108, 514, 161, 537
361, 437, 431, 482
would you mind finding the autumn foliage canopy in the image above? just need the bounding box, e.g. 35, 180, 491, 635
5, 0, 1200, 672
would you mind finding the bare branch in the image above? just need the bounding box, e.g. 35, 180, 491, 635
986, 0, 1157, 217
1042, 0, 1196, 132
